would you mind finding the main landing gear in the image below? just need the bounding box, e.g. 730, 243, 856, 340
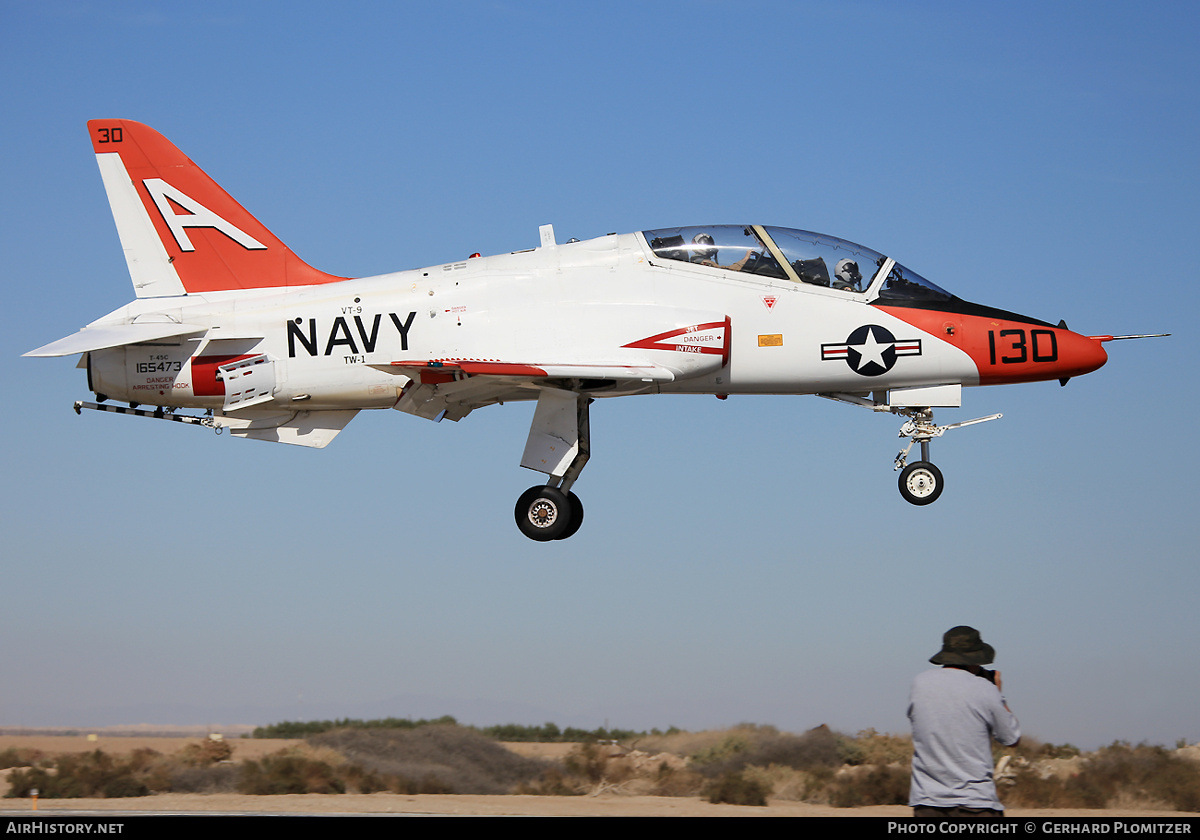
514, 389, 592, 541
892, 408, 1001, 507
515, 486, 584, 541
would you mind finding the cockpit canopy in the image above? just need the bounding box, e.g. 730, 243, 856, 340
642, 225, 952, 302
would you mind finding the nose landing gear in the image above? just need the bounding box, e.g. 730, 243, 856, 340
893, 408, 1001, 506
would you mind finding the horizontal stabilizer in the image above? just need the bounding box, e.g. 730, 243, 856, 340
24, 322, 208, 357
214, 409, 359, 448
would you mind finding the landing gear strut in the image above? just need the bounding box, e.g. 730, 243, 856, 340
514, 389, 591, 541
892, 407, 1001, 507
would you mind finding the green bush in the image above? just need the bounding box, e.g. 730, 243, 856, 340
253, 715, 459, 738
255, 715, 650, 743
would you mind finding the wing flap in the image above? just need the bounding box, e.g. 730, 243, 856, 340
380, 359, 676, 383
380, 359, 675, 422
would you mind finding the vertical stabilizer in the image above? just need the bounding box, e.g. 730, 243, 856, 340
88, 119, 346, 296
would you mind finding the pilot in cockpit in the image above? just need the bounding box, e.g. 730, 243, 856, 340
690, 232, 754, 272
833, 258, 863, 291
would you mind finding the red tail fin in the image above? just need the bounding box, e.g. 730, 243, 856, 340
89, 119, 345, 296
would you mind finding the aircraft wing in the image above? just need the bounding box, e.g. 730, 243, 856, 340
25, 322, 209, 357
379, 359, 676, 421
386, 359, 675, 381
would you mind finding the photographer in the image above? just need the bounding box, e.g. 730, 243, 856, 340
908, 626, 1021, 818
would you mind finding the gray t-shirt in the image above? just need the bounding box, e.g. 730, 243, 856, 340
908, 666, 1021, 809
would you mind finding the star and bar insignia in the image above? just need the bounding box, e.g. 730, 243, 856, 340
821, 324, 922, 376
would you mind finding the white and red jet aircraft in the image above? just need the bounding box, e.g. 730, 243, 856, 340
27, 120, 1157, 540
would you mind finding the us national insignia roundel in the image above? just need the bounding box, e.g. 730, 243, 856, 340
821, 324, 922, 377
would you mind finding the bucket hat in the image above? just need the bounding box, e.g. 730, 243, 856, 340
929, 625, 995, 665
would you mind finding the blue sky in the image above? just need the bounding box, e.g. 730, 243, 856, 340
2, 1, 1197, 750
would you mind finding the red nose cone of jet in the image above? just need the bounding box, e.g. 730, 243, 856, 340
876, 305, 1111, 387
1062, 332, 1109, 379
975, 324, 1108, 385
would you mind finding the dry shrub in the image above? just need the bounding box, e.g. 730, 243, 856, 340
515, 767, 580, 796
1005, 742, 1200, 812
294, 744, 348, 769
5, 750, 151, 799
758, 725, 842, 770
1004, 767, 1102, 809
1006, 736, 1082, 761
690, 731, 753, 767
693, 724, 841, 776
736, 765, 800, 801
645, 759, 706, 797
310, 724, 547, 795
178, 738, 234, 766
520, 743, 635, 795
703, 769, 771, 806
827, 764, 910, 807
758, 763, 908, 806
164, 763, 240, 794
238, 749, 344, 795
142, 744, 243, 794
518, 743, 706, 797
636, 726, 749, 758
5, 745, 247, 797
844, 729, 913, 765
338, 764, 392, 794
563, 742, 635, 786
0, 748, 44, 770
1081, 742, 1200, 811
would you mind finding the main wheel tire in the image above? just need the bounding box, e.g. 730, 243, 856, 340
515, 485, 571, 541
899, 461, 944, 506
556, 492, 584, 540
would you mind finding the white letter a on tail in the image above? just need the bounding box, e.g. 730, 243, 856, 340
143, 178, 267, 252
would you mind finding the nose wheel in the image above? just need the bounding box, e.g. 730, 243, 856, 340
892, 407, 1001, 507
898, 461, 943, 505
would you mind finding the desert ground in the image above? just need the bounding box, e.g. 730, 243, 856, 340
0, 733, 1194, 818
